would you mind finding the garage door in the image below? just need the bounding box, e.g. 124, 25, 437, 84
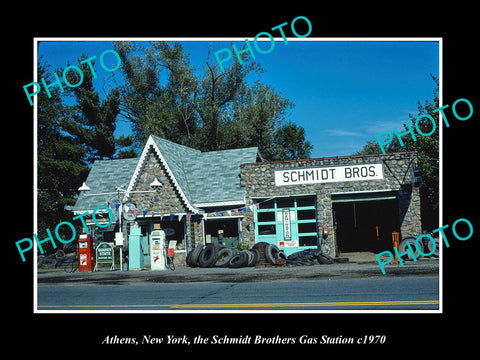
332, 192, 399, 253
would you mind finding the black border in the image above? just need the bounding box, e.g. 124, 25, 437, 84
7, 4, 478, 354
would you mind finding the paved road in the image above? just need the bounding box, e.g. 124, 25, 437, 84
37, 275, 439, 311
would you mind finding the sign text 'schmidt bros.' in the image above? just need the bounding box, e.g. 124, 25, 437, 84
274, 164, 383, 186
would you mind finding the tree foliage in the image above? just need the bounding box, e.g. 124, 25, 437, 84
403, 75, 439, 230
64, 55, 121, 162
37, 61, 89, 241
356, 75, 439, 230
114, 41, 312, 161
37, 42, 313, 246
37, 55, 126, 243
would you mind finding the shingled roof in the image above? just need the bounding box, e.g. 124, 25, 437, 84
73, 157, 139, 213
73, 135, 260, 213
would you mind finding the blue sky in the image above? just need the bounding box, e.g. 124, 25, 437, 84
38, 39, 439, 158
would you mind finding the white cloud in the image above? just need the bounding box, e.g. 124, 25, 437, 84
364, 120, 408, 135
325, 129, 364, 137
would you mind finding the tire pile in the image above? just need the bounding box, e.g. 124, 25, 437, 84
186, 242, 288, 268
286, 248, 340, 267
185, 242, 343, 269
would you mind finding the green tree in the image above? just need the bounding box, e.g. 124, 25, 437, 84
65, 55, 121, 162
114, 41, 312, 160
271, 121, 313, 160
355, 140, 382, 155
356, 74, 439, 230
37, 60, 89, 245
37, 54, 131, 248
114, 41, 194, 149
115, 135, 138, 158
403, 75, 439, 230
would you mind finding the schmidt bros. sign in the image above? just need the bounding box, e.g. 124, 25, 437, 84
274, 164, 383, 186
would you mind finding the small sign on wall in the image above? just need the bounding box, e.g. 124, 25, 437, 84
283, 208, 291, 241
279, 240, 298, 247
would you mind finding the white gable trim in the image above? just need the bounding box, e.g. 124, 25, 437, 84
123, 135, 200, 214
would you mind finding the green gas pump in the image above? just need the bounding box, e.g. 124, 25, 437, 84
128, 227, 145, 270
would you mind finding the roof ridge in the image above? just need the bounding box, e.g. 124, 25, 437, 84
124, 135, 200, 213
150, 134, 201, 155
202, 146, 259, 154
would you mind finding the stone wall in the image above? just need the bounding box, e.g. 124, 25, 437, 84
129, 148, 204, 253
240, 152, 422, 257
130, 149, 189, 215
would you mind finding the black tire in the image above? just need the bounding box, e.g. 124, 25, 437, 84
287, 258, 302, 267
287, 251, 301, 260
188, 245, 204, 267
310, 249, 322, 257
264, 244, 280, 265
244, 250, 259, 267
215, 247, 236, 267
186, 250, 193, 266
214, 243, 226, 252
249, 248, 260, 266
242, 250, 254, 266
198, 243, 218, 268
37, 255, 45, 268
317, 253, 334, 264
229, 251, 248, 268
277, 251, 287, 260
425, 237, 439, 257
334, 257, 349, 263
399, 237, 423, 260
55, 249, 65, 259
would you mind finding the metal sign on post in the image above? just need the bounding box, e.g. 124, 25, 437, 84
94, 242, 115, 271
123, 202, 137, 221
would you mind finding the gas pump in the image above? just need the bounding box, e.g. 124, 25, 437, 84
78, 233, 94, 272
150, 229, 166, 270
129, 227, 145, 270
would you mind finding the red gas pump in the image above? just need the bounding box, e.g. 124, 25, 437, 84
78, 234, 94, 272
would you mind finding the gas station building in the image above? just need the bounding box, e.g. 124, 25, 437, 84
72, 135, 422, 267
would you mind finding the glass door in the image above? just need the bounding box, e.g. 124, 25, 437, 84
254, 196, 318, 255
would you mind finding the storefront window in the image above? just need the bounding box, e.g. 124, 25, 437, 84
257, 212, 275, 222
159, 219, 185, 250
276, 198, 294, 208
299, 235, 317, 246
205, 218, 240, 247
258, 224, 276, 235
259, 199, 275, 209
298, 222, 317, 233
297, 209, 316, 220
296, 196, 315, 207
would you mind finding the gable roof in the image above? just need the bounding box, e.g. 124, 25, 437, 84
72, 157, 139, 213
124, 135, 259, 212
74, 135, 260, 214
187, 146, 260, 206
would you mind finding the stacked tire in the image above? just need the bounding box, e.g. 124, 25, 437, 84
228, 249, 259, 268
186, 244, 260, 268
398, 235, 439, 260
253, 242, 287, 266
286, 248, 338, 267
